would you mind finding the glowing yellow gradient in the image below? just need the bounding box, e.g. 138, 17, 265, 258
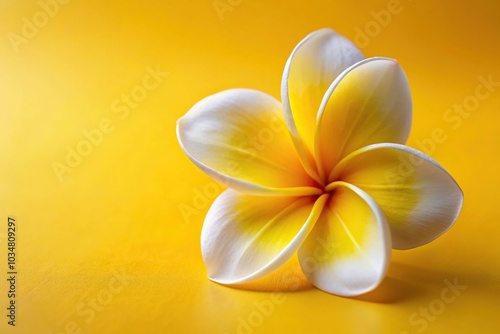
1, 0, 499, 333
177, 89, 317, 194
333, 144, 463, 249
285, 29, 363, 160
201, 191, 326, 283
298, 183, 390, 296
316, 58, 411, 179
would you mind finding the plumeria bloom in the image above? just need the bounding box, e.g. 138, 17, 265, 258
177, 29, 463, 296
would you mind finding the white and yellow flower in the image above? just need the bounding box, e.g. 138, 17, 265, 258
177, 28, 463, 296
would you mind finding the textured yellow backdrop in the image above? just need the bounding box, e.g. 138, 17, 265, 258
1, 0, 499, 333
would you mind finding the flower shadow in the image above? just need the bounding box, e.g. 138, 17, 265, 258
353, 262, 460, 304
229, 259, 463, 305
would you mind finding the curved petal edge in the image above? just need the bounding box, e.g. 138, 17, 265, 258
333, 143, 464, 250
202, 190, 329, 284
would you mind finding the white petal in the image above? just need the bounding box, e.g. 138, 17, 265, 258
298, 182, 391, 296
281, 28, 364, 180
315, 57, 412, 180
177, 89, 319, 196
332, 143, 464, 249
201, 190, 328, 284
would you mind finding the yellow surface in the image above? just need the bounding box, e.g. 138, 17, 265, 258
1, 0, 499, 333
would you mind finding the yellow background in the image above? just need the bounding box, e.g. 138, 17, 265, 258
1, 0, 499, 333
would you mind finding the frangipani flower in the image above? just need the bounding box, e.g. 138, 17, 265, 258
177, 29, 463, 296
